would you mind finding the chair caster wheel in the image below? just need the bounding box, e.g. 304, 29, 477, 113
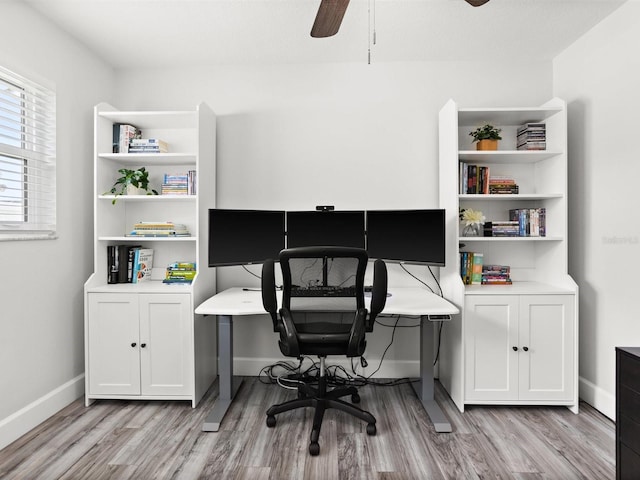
309, 442, 320, 456
266, 415, 276, 428
366, 423, 376, 436
351, 393, 360, 404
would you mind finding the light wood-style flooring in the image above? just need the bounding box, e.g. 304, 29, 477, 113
0, 378, 615, 479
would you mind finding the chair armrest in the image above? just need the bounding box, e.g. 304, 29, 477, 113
367, 259, 388, 331
262, 259, 280, 332
278, 308, 300, 358
347, 308, 367, 357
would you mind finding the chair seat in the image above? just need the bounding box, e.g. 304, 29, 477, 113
294, 322, 353, 356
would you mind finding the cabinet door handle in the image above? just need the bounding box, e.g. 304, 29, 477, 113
512, 346, 518, 351
141, 343, 147, 348
131, 342, 137, 348
523, 346, 529, 352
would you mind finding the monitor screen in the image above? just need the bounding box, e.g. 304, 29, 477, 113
366, 209, 446, 265
286, 211, 366, 249
208, 209, 285, 266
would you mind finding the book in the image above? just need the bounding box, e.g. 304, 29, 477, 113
517, 123, 546, 150
113, 124, 140, 154
126, 221, 191, 237
509, 208, 546, 237
163, 261, 197, 284
107, 245, 119, 284
130, 138, 168, 152
471, 253, 484, 285
481, 264, 512, 285
132, 248, 154, 283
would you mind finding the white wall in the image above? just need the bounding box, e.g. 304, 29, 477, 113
116, 62, 553, 377
554, 0, 640, 420
0, 1, 114, 449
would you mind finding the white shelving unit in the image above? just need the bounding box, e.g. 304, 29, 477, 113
84, 102, 217, 407
438, 98, 579, 413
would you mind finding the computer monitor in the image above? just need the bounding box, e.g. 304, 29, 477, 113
208, 209, 285, 266
366, 209, 446, 265
286, 210, 366, 249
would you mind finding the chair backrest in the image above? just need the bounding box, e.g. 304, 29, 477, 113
280, 246, 368, 312
262, 246, 387, 335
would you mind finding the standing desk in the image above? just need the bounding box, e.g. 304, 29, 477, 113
194, 286, 459, 433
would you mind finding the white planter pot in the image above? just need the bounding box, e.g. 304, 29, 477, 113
126, 184, 145, 196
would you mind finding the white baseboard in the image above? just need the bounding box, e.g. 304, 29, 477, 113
0, 374, 85, 451
233, 357, 420, 379
579, 376, 615, 421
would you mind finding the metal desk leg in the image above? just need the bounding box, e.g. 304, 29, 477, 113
203, 314, 243, 432
410, 317, 452, 433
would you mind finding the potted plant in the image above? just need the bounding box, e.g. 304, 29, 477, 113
105, 167, 158, 204
469, 124, 502, 151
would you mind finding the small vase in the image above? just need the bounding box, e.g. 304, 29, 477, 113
462, 223, 482, 237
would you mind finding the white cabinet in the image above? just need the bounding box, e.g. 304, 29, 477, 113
87, 293, 193, 398
87, 293, 140, 396
438, 99, 578, 413
84, 103, 217, 407
464, 294, 575, 406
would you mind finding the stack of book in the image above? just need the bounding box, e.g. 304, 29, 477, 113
509, 208, 546, 236
161, 171, 196, 195
163, 262, 197, 284
488, 221, 520, 237
107, 245, 153, 284
460, 251, 483, 285
517, 123, 546, 150
112, 123, 140, 153
128, 138, 169, 153
488, 175, 519, 194
481, 265, 512, 285
126, 221, 191, 237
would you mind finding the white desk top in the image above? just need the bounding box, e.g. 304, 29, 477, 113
195, 287, 459, 317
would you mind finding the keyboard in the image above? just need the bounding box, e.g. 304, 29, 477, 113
290, 286, 356, 297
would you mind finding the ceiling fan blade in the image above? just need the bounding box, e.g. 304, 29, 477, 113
465, 0, 490, 6
311, 0, 350, 38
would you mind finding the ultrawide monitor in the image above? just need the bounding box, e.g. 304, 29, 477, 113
208, 209, 285, 266
366, 209, 446, 265
286, 210, 366, 249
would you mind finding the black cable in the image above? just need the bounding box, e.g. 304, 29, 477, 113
242, 264, 261, 280
428, 266, 444, 297
400, 264, 435, 294
375, 318, 421, 328
433, 321, 444, 366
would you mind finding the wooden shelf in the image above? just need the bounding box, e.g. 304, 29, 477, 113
457, 106, 563, 127
98, 236, 197, 242
459, 236, 562, 242
464, 281, 576, 295
98, 195, 197, 202
459, 193, 563, 201
98, 110, 197, 129
459, 150, 561, 163
99, 153, 196, 165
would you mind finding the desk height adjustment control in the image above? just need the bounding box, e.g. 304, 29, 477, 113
428, 314, 451, 321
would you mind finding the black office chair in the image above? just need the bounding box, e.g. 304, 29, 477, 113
262, 246, 387, 456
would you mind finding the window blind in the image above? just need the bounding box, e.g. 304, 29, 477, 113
0, 65, 56, 240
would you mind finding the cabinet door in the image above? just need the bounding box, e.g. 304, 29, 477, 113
519, 295, 575, 401
464, 295, 519, 401
139, 294, 193, 396
87, 293, 140, 395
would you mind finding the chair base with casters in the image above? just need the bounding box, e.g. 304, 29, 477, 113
265, 356, 376, 456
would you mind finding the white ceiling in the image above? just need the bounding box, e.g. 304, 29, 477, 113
22, 0, 627, 69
